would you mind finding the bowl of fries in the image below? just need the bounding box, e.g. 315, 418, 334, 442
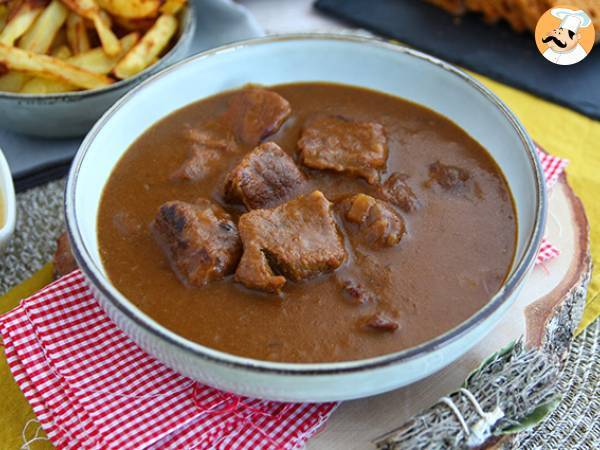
0, 0, 195, 137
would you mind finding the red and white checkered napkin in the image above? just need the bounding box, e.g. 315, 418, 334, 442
0, 271, 337, 450
535, 145, 569, 264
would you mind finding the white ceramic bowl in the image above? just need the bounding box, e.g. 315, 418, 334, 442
0, 145, 16, 252
0, 5, 195, 138
65, 34, 546, 402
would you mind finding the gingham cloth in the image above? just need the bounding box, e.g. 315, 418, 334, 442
0, 271, 336, 450
0, 146, 566, 450
536, 145, 569, 264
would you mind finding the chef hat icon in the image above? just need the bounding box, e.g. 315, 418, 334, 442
550, 8, 592, 33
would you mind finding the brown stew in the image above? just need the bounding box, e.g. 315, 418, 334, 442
98, 83, 517, 363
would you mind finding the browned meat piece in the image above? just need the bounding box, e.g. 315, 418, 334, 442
171, 126, 237, 182
171, 147, 220, 181
379, 172, 420, 212
224, 142, 306, 210
225, 87, 292, 147
235, 191, 346, 293
298, 115, 387, 184
53, 232, 78, 278
340, 194, 405, 248
151, 199, 242, 287
337, 278, 377, 305
363, 313, 399, 332
425, 161, 470, 191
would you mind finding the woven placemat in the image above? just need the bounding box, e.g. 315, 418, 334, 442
0, 179, 65, 294
517, 318, 599, 449
1, 179, 598, 448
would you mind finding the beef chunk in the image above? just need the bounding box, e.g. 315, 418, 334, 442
379, 172, 419, 212
425, 161, 470, 191
53, 232, 77, 279
340, 194, 405, 248
298, 116, 387, 184
225, 87, 291, 146
224, 142, 306, 210
151, 199, 242, 287
235, 191, 347, 293
363, 313, 399, 332
171, 126, 236, 182
337, 278, 377, 305
171, 146, 220, 181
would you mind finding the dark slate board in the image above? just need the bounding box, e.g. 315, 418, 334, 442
315, 0, 600, 120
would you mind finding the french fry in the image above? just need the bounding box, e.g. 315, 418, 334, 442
98, 8, 110, 27
91, 11, 119, 56
113, 14, 176, 79
0, 4, 9, 31
0, 70, 28, 91
0, 43, 112, 88
51, 43, 71, 58
65, 12, 89, 53
61, 0, 120, 56
80, 8, 111, 29
67, 31, 137, 74
97, 0, 159, 19
160, 0, 186, 15
20, 75, 76, 93
18, 0, 68, 53
0, 0, 47, 46
112, 14, 154, 31
50, 26, 68, 49
21, 43, 75, 92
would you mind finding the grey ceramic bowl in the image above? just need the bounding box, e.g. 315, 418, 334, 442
66, 34, 546, 402
0, 5, 196, 138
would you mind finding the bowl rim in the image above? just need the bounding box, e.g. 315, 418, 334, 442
0, 146, 16, 243
0, 3, 196, 101
65, 33, 547, 375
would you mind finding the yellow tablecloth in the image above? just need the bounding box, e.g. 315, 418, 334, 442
1, 76, 598, 449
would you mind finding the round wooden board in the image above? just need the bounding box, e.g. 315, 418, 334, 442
308, 172, 592, 449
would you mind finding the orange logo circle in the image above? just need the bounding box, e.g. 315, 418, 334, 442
535, 5, 595, 65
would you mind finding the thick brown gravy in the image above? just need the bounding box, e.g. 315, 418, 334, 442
98, 83, 517, 363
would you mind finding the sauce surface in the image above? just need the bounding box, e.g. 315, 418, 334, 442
98, 83, 517, 363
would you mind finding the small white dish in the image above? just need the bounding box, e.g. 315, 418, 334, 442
0, 146, 16, 252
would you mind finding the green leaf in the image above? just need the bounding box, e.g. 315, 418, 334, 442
464, 340, 517, 387
500, 396, 562, 434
